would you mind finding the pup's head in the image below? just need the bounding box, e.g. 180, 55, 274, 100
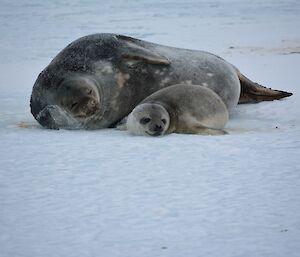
127, 103, 170, 136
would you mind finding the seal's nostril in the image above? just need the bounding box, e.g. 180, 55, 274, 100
89, 100, 100, 110
155, 125, 163, 131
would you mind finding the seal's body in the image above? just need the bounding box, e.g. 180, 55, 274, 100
30, 33, 292, 129
127, 84, 229, 136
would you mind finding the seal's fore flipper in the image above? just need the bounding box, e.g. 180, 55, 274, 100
189, 126, 227, 135
117, 35, 171, 65
176, 123, 227, 135
36, 105, 82, 130
238, 73, 293, 104
115, 116, 128, 131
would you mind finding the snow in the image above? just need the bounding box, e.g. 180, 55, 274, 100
1, 1, 300, 257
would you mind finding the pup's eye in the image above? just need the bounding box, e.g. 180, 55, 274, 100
161, 119, 167, 124
140, 117, 151, 124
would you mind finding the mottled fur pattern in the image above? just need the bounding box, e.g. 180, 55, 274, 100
30, 34, 292, 130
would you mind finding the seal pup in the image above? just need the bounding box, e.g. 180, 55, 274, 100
126, 84, 229, 136
30, 33, 292, 129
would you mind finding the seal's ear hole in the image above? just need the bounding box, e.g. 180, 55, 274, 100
140, 117, 151, 125
161, 119, 167, 125
87, 89, 93, 95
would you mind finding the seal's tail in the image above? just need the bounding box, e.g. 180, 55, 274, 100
238, 73, 292, 104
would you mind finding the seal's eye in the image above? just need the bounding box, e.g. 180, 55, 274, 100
140, 117, 151, 124
71, 102, 79, 110
161, 119, 166, 125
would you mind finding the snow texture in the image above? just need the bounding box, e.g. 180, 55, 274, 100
0, 1, 300, 257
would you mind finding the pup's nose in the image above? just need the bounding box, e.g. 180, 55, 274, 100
154, 124, 163, 132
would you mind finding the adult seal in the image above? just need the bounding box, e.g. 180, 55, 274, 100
30, 33, 292, 129
126, 84, 229, 136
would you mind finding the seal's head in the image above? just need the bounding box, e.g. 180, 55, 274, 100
56, 76, 101, 119
127, 103, 170, 136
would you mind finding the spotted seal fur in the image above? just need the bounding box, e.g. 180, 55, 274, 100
30, 33, 292, 129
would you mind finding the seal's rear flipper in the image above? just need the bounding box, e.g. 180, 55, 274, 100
36, 105, 82, 129
238, 73, 293, 104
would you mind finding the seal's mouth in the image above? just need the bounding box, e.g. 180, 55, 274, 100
146, 131, 163, 137
74, 109, 100, 119
74, 114, 88, 119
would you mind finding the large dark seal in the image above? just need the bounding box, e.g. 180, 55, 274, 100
30, 33, 292, 129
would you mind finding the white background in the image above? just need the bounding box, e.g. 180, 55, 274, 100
0, 1, 299, 256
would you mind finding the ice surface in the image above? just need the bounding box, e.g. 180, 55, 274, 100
0, 1, 300, 257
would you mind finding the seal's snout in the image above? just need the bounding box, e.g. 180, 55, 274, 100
88, 99, 101, 113
147, 123, 164, 136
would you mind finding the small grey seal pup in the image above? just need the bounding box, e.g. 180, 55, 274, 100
126, 84, 229, 136
30, 33, 292, 129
